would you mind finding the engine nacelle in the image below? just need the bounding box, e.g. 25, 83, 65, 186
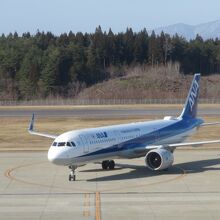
145, 149, 174, 170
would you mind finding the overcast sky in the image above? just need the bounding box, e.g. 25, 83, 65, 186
1, 0, 220, 35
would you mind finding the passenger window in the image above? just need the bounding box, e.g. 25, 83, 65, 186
52, 142, 57, 146
71, 142, 76, 147
58, 142, 65, 147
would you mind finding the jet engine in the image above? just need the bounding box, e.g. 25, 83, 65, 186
145, 149, 174, 170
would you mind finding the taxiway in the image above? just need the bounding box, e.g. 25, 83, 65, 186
1, 150, 220, 220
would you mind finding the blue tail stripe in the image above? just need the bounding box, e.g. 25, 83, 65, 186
180, 73, 201, 119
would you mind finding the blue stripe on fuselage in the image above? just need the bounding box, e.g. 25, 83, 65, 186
76, 118, 203, 159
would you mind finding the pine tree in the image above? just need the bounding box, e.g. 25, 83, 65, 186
17, 46, 42, 99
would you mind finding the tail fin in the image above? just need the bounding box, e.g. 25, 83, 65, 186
179, 73, 201, 119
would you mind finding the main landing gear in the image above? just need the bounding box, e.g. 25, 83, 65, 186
102, 160, 115, 170
68, 165, 77, 181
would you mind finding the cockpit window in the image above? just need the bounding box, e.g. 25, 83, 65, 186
53, 142, 76, 147
58, 142, 65, 147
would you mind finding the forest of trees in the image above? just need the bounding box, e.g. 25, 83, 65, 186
0, 26, 220, 100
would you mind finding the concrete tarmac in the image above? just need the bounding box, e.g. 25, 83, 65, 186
1, 150, 220, 220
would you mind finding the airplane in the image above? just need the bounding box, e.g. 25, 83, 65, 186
28, 73, 220, 181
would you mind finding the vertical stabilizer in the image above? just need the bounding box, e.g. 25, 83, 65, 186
179, 73, 201, 119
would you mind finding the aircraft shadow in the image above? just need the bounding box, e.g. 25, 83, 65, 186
80, 167, 123, 172
85, 158, 220, 182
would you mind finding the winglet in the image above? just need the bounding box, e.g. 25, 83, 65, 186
179, 73, 201, 119
28, 113, 35, 132
28, 114, 58, 139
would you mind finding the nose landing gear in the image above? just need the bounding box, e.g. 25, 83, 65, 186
68, 165, 77, 181
68, 160, 115, 181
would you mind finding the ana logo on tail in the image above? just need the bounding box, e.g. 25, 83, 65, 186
189, 80, 199, 111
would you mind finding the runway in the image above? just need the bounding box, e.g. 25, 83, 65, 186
0, 104, 220, 117
1, 150, 220, 220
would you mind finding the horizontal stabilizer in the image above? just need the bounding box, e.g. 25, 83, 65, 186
201, 122, 220, 126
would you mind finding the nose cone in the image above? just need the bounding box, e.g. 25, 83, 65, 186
48, 147, 70, 166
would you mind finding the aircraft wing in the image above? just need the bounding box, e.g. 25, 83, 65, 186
146, 139, 220, 150
133, 139, 220, 155
135, 121, 220, 153
28, 114, 58, 139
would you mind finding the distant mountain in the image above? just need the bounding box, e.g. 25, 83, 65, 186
152, 19, 220, 40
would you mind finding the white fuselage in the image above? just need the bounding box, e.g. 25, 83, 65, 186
47, 117, 198, 166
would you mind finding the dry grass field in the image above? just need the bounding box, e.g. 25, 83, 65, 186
0, 111, 220, 151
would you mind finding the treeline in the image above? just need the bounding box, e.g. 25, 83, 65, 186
0, 26, 220, 100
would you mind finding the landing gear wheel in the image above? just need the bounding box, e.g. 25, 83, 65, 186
102, 160, 115, 170
102, 160, 109, 170
68, 166, 77, 181
109, 160, 115, 170
69, 174, 76, 181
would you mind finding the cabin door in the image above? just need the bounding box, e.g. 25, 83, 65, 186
79, 135, 89, 153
